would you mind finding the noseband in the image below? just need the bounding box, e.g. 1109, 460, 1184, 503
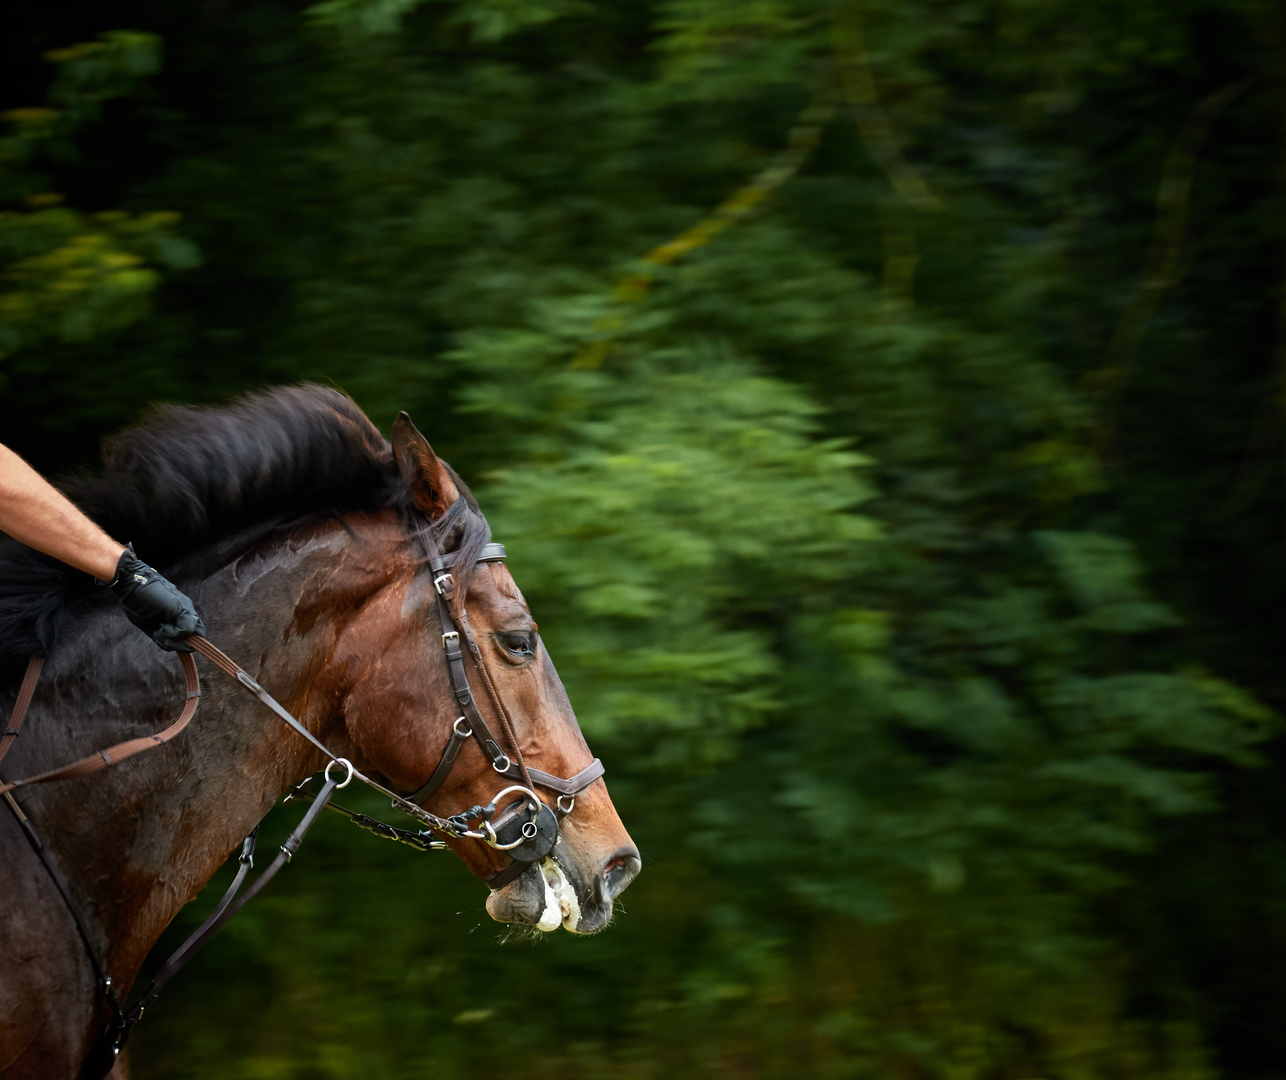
0, 524, 604, 1073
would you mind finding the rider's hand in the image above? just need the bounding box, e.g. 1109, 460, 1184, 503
104, 547, 205, 652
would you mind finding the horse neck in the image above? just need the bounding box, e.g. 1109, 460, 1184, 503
12, 514, 406, 988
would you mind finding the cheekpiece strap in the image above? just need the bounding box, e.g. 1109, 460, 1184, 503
411, 541, 607, 804
406, 719, 472, 804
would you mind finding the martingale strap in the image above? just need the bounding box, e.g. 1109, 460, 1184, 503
106, 773, 342, 1059
0, 651, 201, 1076
0, 645, 352, 1074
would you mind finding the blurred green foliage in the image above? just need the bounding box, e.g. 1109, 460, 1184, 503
0, 32, 194, 368
2, 0, 1285, 1076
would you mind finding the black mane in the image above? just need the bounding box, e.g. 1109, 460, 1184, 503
0, 384, 486, 677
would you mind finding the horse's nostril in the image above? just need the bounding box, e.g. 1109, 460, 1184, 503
601, 845, 641, 898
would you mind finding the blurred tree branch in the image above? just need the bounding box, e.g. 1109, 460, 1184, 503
832, 5, 940, 310
571, 94, 835, 369
1092, 78, 1253, 459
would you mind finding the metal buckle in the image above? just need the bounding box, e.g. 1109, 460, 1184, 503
433, 573, 455, 597
442, 631, 460, 649
557, 794, 576, 815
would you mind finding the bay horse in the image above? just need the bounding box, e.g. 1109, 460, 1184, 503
0, 385, 639, 1080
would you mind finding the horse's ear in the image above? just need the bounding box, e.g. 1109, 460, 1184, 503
391, 412, 460, 519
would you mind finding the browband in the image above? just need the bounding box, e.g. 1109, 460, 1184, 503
429, 543, 506, 574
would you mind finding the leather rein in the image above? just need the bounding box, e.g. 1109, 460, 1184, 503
0, 534, 603, 1071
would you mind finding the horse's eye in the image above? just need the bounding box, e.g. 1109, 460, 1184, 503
497, 631, 536, 659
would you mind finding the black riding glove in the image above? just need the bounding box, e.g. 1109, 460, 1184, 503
105, 547, 205, 652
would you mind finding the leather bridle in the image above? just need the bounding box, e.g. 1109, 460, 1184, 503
401, 539, 603, 887
0, 524, 604, 1073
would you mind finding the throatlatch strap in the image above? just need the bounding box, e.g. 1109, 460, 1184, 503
0, 655, 44, 768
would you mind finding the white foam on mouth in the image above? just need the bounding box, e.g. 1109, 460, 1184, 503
535, 869, 561, 932
536, 857, 581, 933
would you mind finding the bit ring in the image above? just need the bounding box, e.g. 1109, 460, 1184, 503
325, 757, 355, 789
479, 785, 544, 850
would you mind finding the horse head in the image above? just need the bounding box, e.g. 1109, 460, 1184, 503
323, 412, 639, 934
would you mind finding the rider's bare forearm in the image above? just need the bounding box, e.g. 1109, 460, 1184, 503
0, 444, 125, 581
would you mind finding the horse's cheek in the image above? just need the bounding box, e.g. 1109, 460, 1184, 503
342, 674, 432, 788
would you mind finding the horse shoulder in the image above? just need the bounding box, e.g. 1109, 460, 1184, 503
0, 817, 102, 1079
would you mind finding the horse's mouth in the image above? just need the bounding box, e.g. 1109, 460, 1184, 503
485, 857, 581, 933
535, 857, 581, 931
485, 850, 637, 934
